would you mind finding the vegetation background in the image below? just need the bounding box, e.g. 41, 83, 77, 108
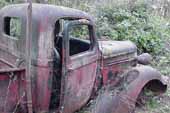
1, 0, 170, 113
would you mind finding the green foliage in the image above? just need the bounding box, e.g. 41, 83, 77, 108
9, 17, 21, 39
0, 0, 170, 69
0, 0, 21, 8
69, 25, 89, 40
48, 0, 92, 12
0, 1, 170, 113
95, 3, 169, 55
0, 0, 9, 8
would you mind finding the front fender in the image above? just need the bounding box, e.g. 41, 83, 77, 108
111, 65, 168, 113
93, 65, 167, 113
122, 65, 167, 101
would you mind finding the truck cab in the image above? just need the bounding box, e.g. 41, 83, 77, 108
0, 3, 167, 113
0, 3, 99, 113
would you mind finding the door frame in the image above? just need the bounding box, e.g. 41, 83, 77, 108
59, 19, 99, 112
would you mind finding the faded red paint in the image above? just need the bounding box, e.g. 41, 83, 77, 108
0, 3, 167, 113
102, 65, 122, 85
35, 66, 52, 112
62, 61, 98, 113
39, 17, 49, 33
0, 69, 27, 112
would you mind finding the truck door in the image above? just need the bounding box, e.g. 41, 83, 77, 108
60, 19, 99, 113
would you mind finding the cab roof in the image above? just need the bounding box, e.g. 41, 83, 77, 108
0, 3, 93, 23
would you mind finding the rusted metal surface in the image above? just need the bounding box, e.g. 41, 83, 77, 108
0, 58, 16, 68
0, 3, 93, 25
0, 69, 27, 113
99, 40, 137, 59
137, 53, 153, 65
99, 40, 137, 86
25, 0, 33, 113
0, 3, 167, 113
0, 3, 94, 113
60, 20, 99, 113
93, 66, 167, 113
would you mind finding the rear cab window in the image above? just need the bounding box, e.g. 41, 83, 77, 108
2, 16, 24, 57
4, 17, 21, 39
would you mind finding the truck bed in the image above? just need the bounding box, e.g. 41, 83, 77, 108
0, 67, 26, 112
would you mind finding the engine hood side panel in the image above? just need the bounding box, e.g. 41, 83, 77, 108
99, 40, 137, 59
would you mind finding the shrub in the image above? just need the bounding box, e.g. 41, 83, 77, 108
94, 2, 169, 55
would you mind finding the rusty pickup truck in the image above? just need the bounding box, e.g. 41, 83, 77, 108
0, 3, 167, 113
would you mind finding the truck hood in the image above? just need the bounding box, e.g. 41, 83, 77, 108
99, 40, 137, 59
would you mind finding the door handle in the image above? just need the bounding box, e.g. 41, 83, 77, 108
68, 67, 74, 71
